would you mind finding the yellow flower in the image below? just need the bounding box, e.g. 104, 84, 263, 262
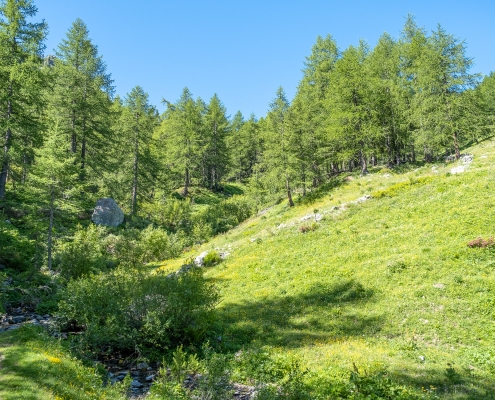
47, 356, 62, 364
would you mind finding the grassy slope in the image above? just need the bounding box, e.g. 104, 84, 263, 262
0, 326, 127, 400
163, 139, 495, 398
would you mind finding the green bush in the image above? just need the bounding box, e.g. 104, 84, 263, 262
55, 225, 107, 280
0, 221, 35, 271
57, 266, 219, 354
203, 251, 222, 267
139, 225, 183, 262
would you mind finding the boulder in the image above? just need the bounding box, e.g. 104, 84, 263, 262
194, 251, 209, 266
92, 198, 124, 227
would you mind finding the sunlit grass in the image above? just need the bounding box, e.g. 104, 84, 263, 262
165, 138, 495, 398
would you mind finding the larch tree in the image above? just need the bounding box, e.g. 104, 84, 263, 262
31, 119, 77, 270
203, 94, 229, 190
160, 88, 203, 196
263, 87, 296, 207
116, 86, 158, 215
0, 0, 47, 200
49, 18, 113, 180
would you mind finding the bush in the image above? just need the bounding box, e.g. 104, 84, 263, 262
203, 251, 222, 267
57, 266, 219, 354
0, 221, 36, 271
139, 225, 184, 263
55, 225, 107, 280
467, 236, 495, 248
194, 196, 255, 237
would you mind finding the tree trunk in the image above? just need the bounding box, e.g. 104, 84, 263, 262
0, 86, 13, 200
183, 167, 189, 196
131, 115, 139, 215
411, 144, 416, 163
360, 151, 369, 175
47, 183, 54, 271
286, 178, 294, 207
453, 131, 460, 160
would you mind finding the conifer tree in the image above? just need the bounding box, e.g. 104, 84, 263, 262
31, 119, 77, 270
203, 94, 229, 189
263, 87, 296, 207
115, 86, 158, 215
0, 0, 47, 199
49, 18, 113, 179
160, 88, 203, 196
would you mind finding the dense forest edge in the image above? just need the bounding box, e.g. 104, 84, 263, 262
1, 0, 495, 399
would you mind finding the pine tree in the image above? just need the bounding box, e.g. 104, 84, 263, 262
49, 18, 113, 179
203, 94, 229, 189
0, 0, 47, 199
115, 86, 158, 215
325, 41, 374, 175
31, 119, 77, 270
160, 88, 203, 196
263, 87, 296, 207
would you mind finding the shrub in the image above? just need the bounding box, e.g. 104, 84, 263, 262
299, 222, 317, 233
55, 225, 107, 280
203, 251, 222, 267
467, 236, 495, 248
139, 226, 183, 263
57, 266, 219, 354
0, 220, 35, 271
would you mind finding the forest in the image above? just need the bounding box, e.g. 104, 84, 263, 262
1, 0, 495, 399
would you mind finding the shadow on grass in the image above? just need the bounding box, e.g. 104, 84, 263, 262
0, 327, 118, 400
215, 279, 383, 349
391, 366, 495, 400
296, 176, 348, 205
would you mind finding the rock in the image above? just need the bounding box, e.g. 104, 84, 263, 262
145, 374, 155, 382
433, 283, 445, 289
194, 251, 208, 266
419, 356, 425, 362
131, 379, 143, 388
91, 198, 124, 227
136, 362, 149, 370
460, 154, 474, 164
4, 220, 10, 224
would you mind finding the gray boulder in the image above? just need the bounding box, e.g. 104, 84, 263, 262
92, 198, 124, 227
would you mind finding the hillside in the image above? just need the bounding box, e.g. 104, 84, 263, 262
158, 138, 495, 399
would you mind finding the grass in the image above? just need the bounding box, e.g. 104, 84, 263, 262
0, 326, 126, 399
3, 141, 495, 398
163, 139, 495, 398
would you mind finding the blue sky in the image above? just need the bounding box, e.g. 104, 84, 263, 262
36, 0, 494, 118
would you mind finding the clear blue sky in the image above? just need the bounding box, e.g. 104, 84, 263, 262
36, 0, 494, 119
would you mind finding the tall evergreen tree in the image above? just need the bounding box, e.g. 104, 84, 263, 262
263, 87, 296, 207
0, 0, 47, 199
203, 94, 229, 189
31, 119, 77, 270
115, 86, 158, 215
160, 88, 203, 196
49, 18, 113, 179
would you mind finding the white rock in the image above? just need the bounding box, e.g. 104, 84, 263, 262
194, 251, 208, 266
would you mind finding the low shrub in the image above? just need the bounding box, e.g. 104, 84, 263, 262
299, 223, 317, 233
467, 236, 495, 248
203, 251, 222, 267
57, 266, 219, 354
55, 225, 107, 280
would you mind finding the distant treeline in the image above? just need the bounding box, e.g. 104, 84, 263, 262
1, 1, 494, 212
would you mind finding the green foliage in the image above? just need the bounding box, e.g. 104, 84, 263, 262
55, 224, 107, 280
203, 250, 222, 267
139, 225, 183, 263
194, 196, 256, 236
371, 176, 433, 198
57, 265, 219, 353
0, 220, 35, 271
